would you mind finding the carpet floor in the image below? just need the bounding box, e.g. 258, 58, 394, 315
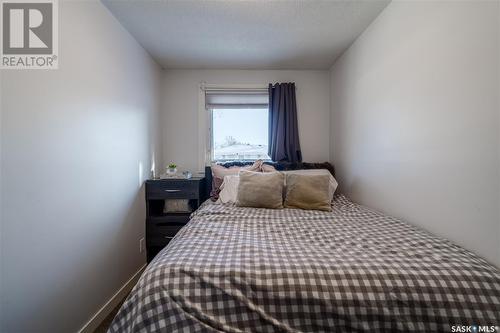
93, 297, 126, 333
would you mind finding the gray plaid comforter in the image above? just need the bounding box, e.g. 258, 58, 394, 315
109, 195, 500, 332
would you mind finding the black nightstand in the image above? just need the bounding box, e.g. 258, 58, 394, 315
145, 177, 205, 262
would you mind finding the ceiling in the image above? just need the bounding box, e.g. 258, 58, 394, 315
102, 0, 391, 70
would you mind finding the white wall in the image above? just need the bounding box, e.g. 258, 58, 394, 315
0, 1, 162, 332
330, 0, 500, 267
161, 70, 331, 172
0, 66, 3, 332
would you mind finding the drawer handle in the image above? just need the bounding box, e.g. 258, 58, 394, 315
163, 236, 175, 239
164, 189, 181, 192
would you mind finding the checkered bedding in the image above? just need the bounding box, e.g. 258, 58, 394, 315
109, 195, 500, 332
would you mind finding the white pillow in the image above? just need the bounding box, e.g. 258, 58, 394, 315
217, 175, 240, 204
282, 169, 338, 201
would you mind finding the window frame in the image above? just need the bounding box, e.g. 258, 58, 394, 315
199, 83, 270, 170
207, 107, 271, 163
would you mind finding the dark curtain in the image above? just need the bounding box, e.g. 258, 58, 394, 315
268, 82, 302, 162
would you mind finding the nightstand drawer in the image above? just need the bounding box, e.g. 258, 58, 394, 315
147, 222, 184, 238
147, 236, 174, 247
148, 214, 190, 224
146, 181, 199, 199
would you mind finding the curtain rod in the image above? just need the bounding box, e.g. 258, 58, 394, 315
200, 82, 297, 92
201, 86, 268, 92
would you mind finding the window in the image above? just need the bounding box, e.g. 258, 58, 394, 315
204, 87, 270, 162
212, 108, 270, 161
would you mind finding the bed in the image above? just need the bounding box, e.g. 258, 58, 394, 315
109, 163, 500, 333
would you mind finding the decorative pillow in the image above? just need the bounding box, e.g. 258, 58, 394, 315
236, 170, 284, 209
284, 174, 332, 211
261, 163, 277, 172
210, 160, 262, 200
218, 175, 240, 204
282, 169, 338, 201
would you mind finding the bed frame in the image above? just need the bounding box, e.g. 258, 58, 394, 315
204, 161, 335, 200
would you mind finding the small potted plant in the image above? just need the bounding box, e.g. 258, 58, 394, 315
166, 163, 177, 176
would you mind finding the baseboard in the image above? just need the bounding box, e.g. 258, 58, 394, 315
78, 264, 147, 333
